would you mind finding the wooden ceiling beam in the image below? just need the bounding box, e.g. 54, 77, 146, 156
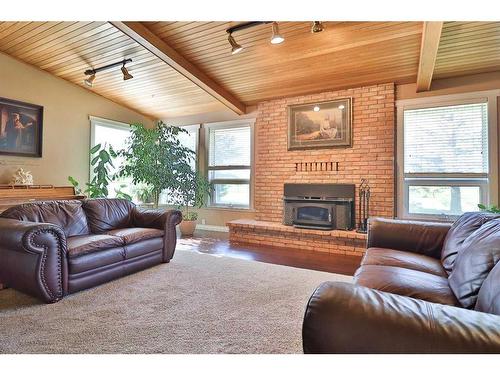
110, 21, 246, 115
416, 21, 443, 92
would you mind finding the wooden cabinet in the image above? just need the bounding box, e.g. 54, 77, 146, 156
0, 185, 85, 213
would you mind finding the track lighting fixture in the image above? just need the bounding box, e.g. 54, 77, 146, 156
311, 21, 324, 33
270, 22, 284, 44
228, 33, 243, 55
83, 74, 96, 87
121, 64, 133, 80
83, 58, 133, 88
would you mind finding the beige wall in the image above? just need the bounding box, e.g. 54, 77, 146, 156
0, 52, 154, 186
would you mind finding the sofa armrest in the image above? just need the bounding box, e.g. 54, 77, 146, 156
0, 218, 68, 303
303, 282, 500, 353
133, 208, 182, 262
367, 217, 452, 258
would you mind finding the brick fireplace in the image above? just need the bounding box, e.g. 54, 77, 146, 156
228, 82, 395, 256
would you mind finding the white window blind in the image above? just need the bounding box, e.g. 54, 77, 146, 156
404, 103, 488, 174
400, 101, 491, 220
209, 126, 251, 167
207, 123, 252, 208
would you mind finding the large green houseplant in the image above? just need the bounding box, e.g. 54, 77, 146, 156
116, 122, 195, 208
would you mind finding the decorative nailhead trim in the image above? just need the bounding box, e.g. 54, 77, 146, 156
25, 227, 65, 302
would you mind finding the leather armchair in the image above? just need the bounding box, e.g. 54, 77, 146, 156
303, 282, 500, 354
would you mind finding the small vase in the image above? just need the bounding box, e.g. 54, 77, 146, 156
179, 220, 197, 237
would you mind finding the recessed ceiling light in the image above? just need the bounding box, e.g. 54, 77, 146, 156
338, 105, 345, 110
313, 106, 320, 112
270, 22, 284, 44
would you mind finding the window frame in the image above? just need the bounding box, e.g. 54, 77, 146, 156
396, 91, 500, 221
204, 119, 255, 210
159, 124, 200, 206
177, 124, 200, 171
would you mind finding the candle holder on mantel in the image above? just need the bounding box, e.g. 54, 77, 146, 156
357, 179, 371, 233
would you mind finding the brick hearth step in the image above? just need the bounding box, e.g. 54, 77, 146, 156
227, 219, 367, 256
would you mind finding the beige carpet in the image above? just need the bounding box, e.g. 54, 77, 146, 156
0, 249, 351, 354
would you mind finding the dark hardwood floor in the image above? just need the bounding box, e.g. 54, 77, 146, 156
177, 230, 361, 276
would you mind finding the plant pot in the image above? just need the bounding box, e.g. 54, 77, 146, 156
179, 220, 197, 237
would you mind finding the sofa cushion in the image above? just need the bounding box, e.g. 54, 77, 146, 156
0, 200, 89, 237
475, 261, 500, 315
106, 227, 164, 245
124, 237, 164, 259
82, 198, 135, 233
68, 247, 125, 274
448, 218, 500, 309
362, 247, 447, 277
354, 265, 459, 306
441, 212, 500, 274
67, 234, 124, 258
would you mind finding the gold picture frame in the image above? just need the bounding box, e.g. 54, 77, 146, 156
287, 97, 352, 150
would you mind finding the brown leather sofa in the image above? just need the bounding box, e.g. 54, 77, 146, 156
303, 213, 500, 353
0, 198, 182, 303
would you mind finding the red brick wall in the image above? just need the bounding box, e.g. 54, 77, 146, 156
254, 83, 395, 222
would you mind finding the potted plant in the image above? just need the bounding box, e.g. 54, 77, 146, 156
175, 168, 212, 236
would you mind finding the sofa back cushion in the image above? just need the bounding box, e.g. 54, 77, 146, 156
82, 198, 135, 233
0, 200, 89, 237
475, 261, 500, 315
448, 218, 500, 309
441, 212, 500, 274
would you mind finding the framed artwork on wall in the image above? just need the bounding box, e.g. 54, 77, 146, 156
287, 97, 352, 150
0, 97, 43, 157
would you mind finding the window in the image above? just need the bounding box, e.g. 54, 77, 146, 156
399, 101, 490, 220
206, 121, 253, 208
90, 117, 134, 200
159, 125, 199, 205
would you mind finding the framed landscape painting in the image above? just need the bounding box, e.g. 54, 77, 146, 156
287, 97, 352, 150
0, 97, 43, 157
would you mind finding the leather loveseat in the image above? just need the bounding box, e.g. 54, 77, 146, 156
0, 198, 182, 303
303, 212, 500, 353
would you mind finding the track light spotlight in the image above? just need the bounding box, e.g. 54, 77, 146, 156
121, 64, 133, 80
270, 22, 284, 44
311, 21, 324, 33
83, 58, 133, 87
83, 74, 96, 87
228, 33, 243, 54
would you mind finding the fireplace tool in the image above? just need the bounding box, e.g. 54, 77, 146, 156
357, 178, 370, 233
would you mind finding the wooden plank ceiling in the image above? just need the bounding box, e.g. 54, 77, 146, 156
143, 21, 424, 104
434, 22, 500, 79
0, 21, 226, 119
0, 21, 499, 118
